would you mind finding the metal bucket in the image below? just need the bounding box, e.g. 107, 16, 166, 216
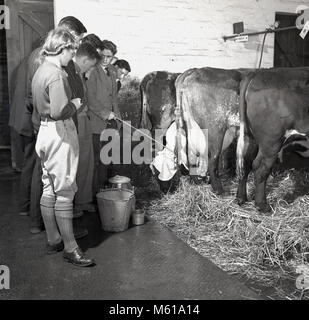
108, 175, 135, 213
132, 212, 145, 226
96, 188, 135, 232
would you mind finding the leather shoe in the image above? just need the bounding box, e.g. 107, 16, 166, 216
73, 226, 88, 239
47, 240, 64, 255
63, 247, 95, 267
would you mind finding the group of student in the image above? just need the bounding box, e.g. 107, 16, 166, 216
9, 16, 131, 267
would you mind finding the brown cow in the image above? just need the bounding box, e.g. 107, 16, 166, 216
236, 67, 309, 212
174, 67, 242, 194
140, 71, 180, 134
139, 71, 181, 192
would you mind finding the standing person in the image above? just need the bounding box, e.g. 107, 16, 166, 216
29, 17, 88, 236
112, 59, 131, 92
82, 34, 104, 55
71, 42, 101, 216
86, 40, 122, 195
32, 27, 95, 266
9, 56, 33, 215
81, 33, 104, 80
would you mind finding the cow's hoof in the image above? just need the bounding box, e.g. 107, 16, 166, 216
213, 189, 224, 195
189, 176, 205, 185
256, 202, 272, 214
237, 197, 247, 206
211, 185, 224, 195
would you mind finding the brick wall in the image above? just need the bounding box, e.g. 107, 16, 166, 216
55, 0, 309, 79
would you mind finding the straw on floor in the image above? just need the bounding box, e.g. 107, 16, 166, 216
142, 169, 309, 299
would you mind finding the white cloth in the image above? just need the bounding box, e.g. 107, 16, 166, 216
185, 116, 208, 177
151, 122, 187, 181
151, 116, 209, 181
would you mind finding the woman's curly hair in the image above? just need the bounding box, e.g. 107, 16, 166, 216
41, 27, 78, 57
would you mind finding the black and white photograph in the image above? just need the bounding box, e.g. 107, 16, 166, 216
1, 0, 309, 304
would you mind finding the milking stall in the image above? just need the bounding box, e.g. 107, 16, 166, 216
1, 0, 309, 305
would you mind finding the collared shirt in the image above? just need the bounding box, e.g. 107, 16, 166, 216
100, 64, 112, 77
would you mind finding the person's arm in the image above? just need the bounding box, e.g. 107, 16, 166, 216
111, 77, 122, 120
49, 78, 78, 120
26, 48, 43, 109
86, 70, 111, 120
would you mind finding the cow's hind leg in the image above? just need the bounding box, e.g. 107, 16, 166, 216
252, 146, 280, 213
208, 130, 226, 195
236, 135, 258, 205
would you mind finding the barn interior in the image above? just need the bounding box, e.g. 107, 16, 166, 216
1, 0, 309, 301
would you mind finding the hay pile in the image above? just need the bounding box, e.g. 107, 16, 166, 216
144, 169, 309, 297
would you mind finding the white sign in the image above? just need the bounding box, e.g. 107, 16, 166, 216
300, 20, 309, 39
234, 35, 249, 43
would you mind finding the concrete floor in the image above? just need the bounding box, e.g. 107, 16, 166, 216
0, 150, 260, 300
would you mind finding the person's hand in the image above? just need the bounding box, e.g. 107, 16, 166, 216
108, 112, 116, 120
71, 98, 82, 110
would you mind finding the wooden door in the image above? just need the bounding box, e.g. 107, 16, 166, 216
274, 12, 309, 67
5, 0, 54, 100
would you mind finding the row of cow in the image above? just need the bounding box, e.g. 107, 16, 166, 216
139, 67, 309, 213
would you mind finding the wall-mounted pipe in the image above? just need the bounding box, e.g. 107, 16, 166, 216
223, 25, 298, 41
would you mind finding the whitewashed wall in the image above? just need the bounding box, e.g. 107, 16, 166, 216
54, 0, 309, 79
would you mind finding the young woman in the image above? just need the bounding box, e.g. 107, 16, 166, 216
32, 27, 95, 267
29, 16, 88, 236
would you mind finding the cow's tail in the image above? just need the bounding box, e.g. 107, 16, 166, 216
236, 76, 251, 179
175, 82, 185, 167
236, 122, 245, 179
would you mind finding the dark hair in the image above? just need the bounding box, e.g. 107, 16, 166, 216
114, 59, 131, 72
41, 27, 77, 56
101, 39, 117, 55
76, 42, 101, 61
81, 34, 103, 50
58, 16, 87, 35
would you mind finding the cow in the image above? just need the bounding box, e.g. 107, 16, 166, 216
140, 71, 180, 136
139, 71, 181, 192
236, 67, 309, 212
140, 68, 252, 195
173, 67, 242, 194
278, 132, 309, 164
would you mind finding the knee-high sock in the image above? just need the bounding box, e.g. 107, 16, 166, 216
40, 205, 61, 245
55, 213, 78, 253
